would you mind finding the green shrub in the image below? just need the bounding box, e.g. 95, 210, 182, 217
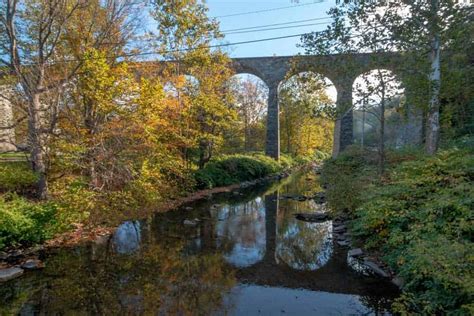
347, 149, 474, 314
320, 146, 377, 213
0, 162, 38, 193
194, 154, 284, 189
0, 194, 58, 250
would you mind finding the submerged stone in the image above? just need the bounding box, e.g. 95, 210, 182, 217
348, 248, 364, 258
183, 218, 200, 226
363, 260, 389, 278
0, 267, 24, 282
337, 240, 351, 247
333, 225, 347, 233
294, 212, 329, 222
21, 259, 44, 270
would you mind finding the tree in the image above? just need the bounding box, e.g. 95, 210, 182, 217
353, 69, 404, 175
300, 0, 471, 155
149, 0, 236, 168
0, 0, 141, 198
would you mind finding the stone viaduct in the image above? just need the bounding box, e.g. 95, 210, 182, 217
0, 52, 409, 157
231, 52, 407, 159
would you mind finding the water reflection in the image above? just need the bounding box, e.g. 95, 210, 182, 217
112, 221, 141, 254
223, 284, 387, 315
0, 171, 398, 315
276, 220, 333, 270
214, 198, 266, 267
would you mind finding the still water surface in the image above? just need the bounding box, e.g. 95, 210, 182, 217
0, 171, 398, 315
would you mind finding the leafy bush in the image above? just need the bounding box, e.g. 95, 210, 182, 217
0, 162, 38, 193
194, 154, 286, 189
351, 149, 474, 314
320, 146, 377, 213
0, 194, 58, 250
324, 146, 474, 314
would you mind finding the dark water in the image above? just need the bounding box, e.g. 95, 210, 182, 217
0, 171, 398, 315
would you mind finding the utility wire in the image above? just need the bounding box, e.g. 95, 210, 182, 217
211, 1, 327, 18
1, 30, 333, 66
225, 21, 332, 35
221, 17, 331, 32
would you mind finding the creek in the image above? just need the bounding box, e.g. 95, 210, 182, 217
0, 170, 398, 315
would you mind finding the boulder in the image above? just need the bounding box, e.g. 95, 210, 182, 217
391, 276, 405, 289
184, 206, 193, 211
363, 260, 389, 278
183, 218, 200, 226
333, 225, 347, 233
337, 240, 351, 247
348, 248, 364, 258
294, 212, 329, 222
21, 259, 44, 270
0, 267, 24, 282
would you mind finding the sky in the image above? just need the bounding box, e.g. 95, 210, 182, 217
206, 0, 337, 57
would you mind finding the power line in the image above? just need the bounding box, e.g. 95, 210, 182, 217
211, 1, 327, 19
131, 32, 315, 57
225, 21, 332, 35
221, 17, 331, 32
1, 30, 331, 66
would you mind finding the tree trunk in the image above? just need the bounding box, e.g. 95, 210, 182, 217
379, 98, 385, 176
29, 93, 48, 199
426, 0, 441, 155
379, 74, 386, 176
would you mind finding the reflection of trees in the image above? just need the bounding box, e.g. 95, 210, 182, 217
11, 239, 235, 314
276, 220, 333, 270
215, 198, 266, 267
112, 221, 141, 254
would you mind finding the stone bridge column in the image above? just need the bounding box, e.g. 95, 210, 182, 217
0, 85, 16, 152
265, 82, 280, 160
332, 78, 354, 157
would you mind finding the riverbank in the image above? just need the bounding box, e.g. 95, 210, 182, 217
320, 141, 474, 314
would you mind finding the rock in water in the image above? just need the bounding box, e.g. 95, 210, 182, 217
348, 248, 364, 258
183, 218, 200, 226
21, 259, 44, 270
337, 240, 351, 247
294, 212, 329, 222
312, 192, 326, 204
0, 267, 24, 282
333, 225, 347, 233
363, 260, 389, 278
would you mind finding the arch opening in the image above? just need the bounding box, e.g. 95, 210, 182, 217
352, 69, 420, 150
224, 73, 269, 154
278, 72, 336, 158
